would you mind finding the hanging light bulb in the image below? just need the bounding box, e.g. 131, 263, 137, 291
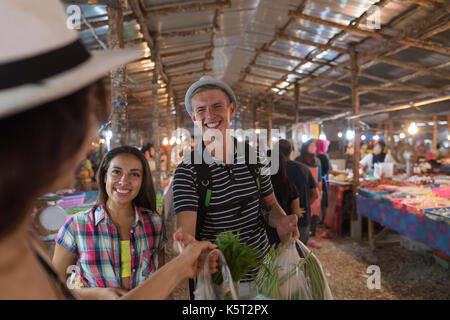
361, 135, 366, 141
399, 132, 406, 139
169, 137, 176, 145
255, 128, 261, 134
345, 129, 355, 140
302, 134, 308, 143
319, 133, 327, 140
337, 132, 343, 138
373, 135, 380, 141
408, 122, 418, 135
162, 137, 169, 146
176, 138, 181, 145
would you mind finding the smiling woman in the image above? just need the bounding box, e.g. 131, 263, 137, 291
52, 146, 167, 296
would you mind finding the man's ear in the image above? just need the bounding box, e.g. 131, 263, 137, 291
229, 101, 236, 118
190, 111, 196, 122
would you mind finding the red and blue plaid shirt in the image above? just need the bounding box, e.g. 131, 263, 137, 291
55, 204, 167, 290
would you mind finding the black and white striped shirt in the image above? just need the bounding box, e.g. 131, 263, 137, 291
173, 148, 273, 281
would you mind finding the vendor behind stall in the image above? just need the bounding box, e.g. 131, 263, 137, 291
360, 140, 396, 174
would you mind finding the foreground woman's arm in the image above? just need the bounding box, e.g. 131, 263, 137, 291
121, 240, 217, 300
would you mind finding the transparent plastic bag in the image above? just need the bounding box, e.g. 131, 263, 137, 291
295, 239, 333, 300
194, 249, 239, 300
254, 239, 333, 300
278, 239, 312, 300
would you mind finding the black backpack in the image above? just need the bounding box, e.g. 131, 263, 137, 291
191, 140, 265, 238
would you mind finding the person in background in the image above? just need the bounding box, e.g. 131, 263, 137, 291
315, 139, 345, 239
280, 140, 319, 247
296, 139, 323, 248
344, 141, 355, 170
0, 0, 217, 300
53, 146, 168, 297
74, 157, 95, 191
360, 140, 396, 174
266, 145, 304, 245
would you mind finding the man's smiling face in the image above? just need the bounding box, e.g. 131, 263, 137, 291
190, 88, 236, 137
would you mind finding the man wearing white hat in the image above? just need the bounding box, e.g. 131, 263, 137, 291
173, 76, 300, 299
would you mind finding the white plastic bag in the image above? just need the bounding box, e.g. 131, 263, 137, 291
278, 239, 312, 300
194, 249, 239, 300
295, 239, 333, 300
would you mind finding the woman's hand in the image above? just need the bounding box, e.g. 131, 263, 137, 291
177, 241, 219, 279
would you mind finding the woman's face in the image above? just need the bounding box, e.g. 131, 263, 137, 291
105, 154, 143, 206
308, 142, 316, 155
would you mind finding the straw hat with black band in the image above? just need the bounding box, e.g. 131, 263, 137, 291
0, 0, 140, 119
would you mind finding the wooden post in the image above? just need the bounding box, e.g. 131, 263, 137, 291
293, 80, 299, 158
107, 6, 128, 148
433, 116, 437, 153
448, 115, 450, 156
152, 46, 161, 192
350, 47, 362, 240
166, 95, 172, 173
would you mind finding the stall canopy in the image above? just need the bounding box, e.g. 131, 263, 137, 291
66, 0, 450, 132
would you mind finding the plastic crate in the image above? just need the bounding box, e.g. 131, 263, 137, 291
58, 192, 86, 209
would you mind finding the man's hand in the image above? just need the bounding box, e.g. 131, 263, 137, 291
276, 214, 300, 242
178, 241, 219, 279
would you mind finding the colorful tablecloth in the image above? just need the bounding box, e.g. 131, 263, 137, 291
357, 194, 450, 256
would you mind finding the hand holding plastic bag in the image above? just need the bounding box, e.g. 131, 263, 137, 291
194, 249, 239, 300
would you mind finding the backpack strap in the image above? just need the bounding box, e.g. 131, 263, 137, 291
244, 141, 262, 194
191, 149, 212, 241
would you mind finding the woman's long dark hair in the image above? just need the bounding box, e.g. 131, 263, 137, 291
271, 142, 297, 212
298, 139, 319, 167
96, 146, 156, 212
0, 81, 107, 240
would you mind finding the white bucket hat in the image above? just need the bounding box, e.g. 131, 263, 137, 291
0, 0, 141, 119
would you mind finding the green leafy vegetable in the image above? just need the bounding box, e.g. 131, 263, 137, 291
212, 231, 259, 286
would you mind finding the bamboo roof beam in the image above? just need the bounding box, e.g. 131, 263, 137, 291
259, 50, 335, 67
293, 8, 450, 105
160, 45, 213, 58
251, 64, 310, 78
271, 0, 393, 104
288, 11, 450, 55
363, 54, 450, 80
394, 0, 446, 9
143, 0, 232, 16
167, 69, 212, 78
165, 57, 212, 70
275, 33, 349, 55
129, 0, 172, 97
358, 85, 447, 94
159, 25, 215, 38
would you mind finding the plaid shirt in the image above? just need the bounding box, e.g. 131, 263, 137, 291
55, 204, 167, 290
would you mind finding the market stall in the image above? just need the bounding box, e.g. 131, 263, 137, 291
356, 176, 450, 266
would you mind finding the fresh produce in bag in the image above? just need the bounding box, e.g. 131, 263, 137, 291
195, 231, 259, 300
194, 249, 239, 300
254, 239, 333, 300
